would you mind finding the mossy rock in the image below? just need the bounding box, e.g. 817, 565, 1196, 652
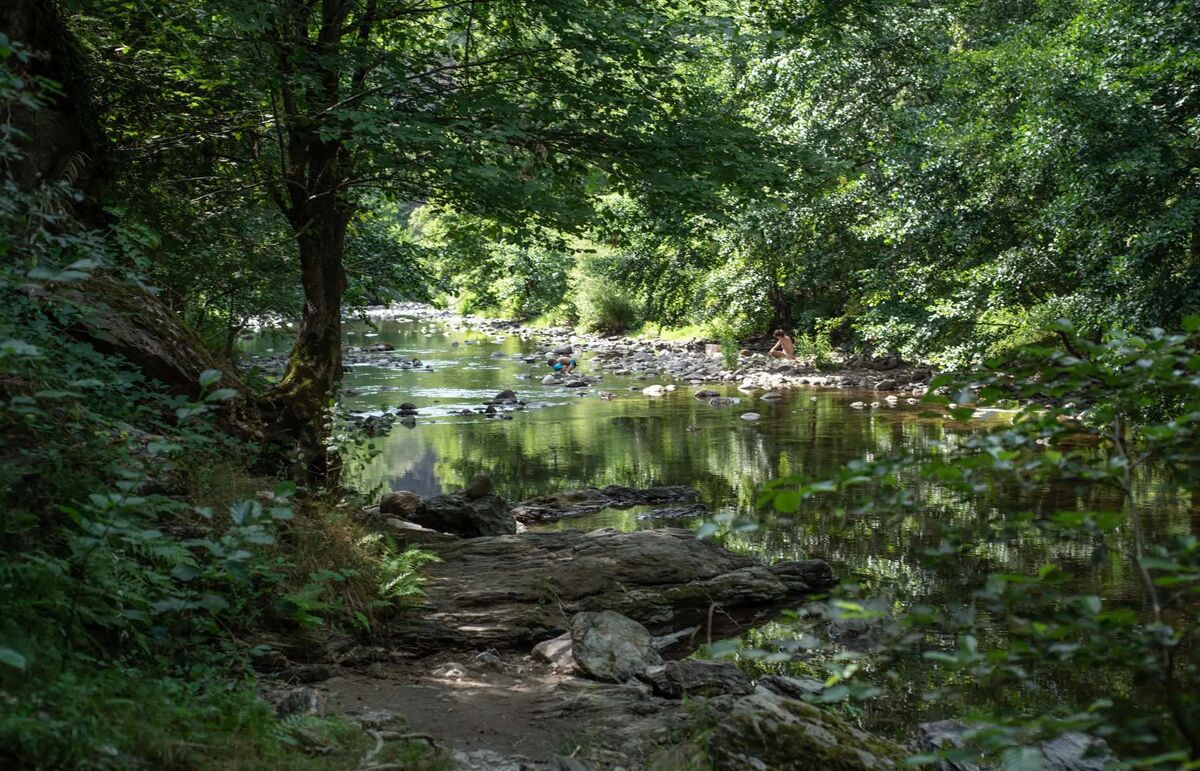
711, 692, 905, 770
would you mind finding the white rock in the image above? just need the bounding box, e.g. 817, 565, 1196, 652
850, 401, 866, 409
740, 412, 761, 421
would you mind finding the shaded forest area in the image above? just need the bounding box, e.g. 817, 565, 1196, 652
1, 0, 1198, 769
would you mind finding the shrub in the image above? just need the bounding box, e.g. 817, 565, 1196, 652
737, 319, 1200, 765
574, 278, 642, 334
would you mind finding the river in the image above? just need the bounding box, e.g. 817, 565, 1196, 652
248, 313, 1194, 739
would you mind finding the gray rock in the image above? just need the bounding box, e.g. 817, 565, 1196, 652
379, 490, 421, 517
639, 659, 753, 699
635, 504, 707, 520
571, 610, 663, 683
409, 491, 516, 538
532, 631, 576, 670
463, 473, 494, 499
916, 720, 1114, 771
874, 378, 898, 391
494, 389, 518, 402
554, 344, 575, 355
1043, 731, 1114, 771
694, 389, 720, 399
513, 485, 700, 524
263, 685, 323, 718
758, 674, 823, 700
385, 528, 835, 652
382, 518, 460, 547
711, 691, 904, 770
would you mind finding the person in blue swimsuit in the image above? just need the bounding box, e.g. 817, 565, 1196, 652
548, 356, 577, 374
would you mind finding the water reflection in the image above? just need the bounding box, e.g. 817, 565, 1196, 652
251, 317, 1195, 735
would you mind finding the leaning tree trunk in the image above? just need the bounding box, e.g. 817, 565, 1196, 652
268, 190, 351, 485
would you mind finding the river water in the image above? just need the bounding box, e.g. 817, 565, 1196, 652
250, 314, 1194, 738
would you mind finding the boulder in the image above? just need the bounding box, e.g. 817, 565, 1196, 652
758, 674, 823, 700
379, 490, 421, 517
494, 389, 518, 402
385, 528, 835, 652
570, 611, 662, 683
364, 342, 395, 352
694, 389, 720, 399
512, 485, 700, 524
642, 384, 666, 396
409, 491, 516, 538
542, 375, 561, 385
639, 660, 753, 699
711, 691, 904, 770
873, 379, 898, 391
463, 473, 494, 499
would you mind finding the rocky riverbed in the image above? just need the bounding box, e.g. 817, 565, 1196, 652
360, 303, 938, 395
246, 303, 936, 402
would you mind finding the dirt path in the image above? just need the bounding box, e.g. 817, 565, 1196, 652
318, 651, 692, 769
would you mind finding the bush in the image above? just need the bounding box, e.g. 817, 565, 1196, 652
574, 278, 642, 334
743, 319, 1200, 765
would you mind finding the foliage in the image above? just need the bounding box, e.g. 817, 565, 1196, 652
707, 317, 742, 369
573, 272, 642, 334
736, 319, 1200, 765
0, 40, 437, 768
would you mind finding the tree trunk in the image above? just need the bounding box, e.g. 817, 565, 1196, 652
268, 193, 350, 484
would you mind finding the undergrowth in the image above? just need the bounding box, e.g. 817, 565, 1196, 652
0, 50, 436, 769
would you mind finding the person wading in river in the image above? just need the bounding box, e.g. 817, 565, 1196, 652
768, 329, 796, 360
548, 355, 578, 375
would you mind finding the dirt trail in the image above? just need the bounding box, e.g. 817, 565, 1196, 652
318, 651, 691, 769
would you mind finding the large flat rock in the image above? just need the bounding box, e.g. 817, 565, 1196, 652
386, 527, 834, 651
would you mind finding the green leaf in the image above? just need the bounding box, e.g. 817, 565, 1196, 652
204, 388, 238, 402
774, 490, 800, 513
0, 647, 27, 670
1001, 746, 1043, 771
199, 369, 223, 388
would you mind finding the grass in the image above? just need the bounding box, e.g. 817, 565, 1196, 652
633, 322, 713, 342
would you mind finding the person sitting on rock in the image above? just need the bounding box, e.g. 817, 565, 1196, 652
548, 355, 578, 374
768, 329, 796, 360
